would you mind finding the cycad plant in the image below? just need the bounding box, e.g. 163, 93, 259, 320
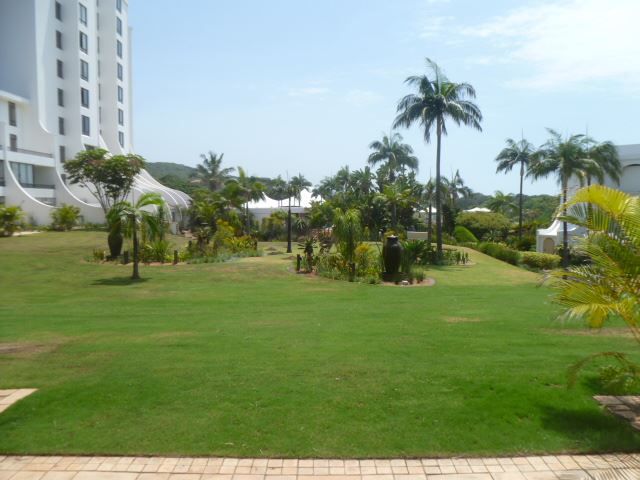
333, 208, 362, 280
108, 192, 167, 280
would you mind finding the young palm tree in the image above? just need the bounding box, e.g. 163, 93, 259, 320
367, 132, 418, 186
443, 170, 471, 210
226, 167, 266, 233
495, 137, 535, 239
393, 58, 482, 258
108, 192, 166, 280
192, 151, 235, 192
530, 129, 620, 268
486, 190, 517, 216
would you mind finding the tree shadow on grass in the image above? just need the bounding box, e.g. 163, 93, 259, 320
91, 276, 150, 286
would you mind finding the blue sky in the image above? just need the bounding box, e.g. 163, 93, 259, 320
129, 0, 640, 195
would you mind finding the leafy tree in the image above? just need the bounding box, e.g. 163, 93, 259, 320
456, 211, 511, 241
495, 137, 535, 239
191, 151, 234, 192
530, 130, 620, 268
487, 191, 517, 216
0, 205, 25, 237
108, 193, 166, 280
393, 58, 482, 258
367, 132, 418, 185
50, 204, 81, 231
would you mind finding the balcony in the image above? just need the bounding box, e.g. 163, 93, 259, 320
2, 145, 55, 167
20, 182, 55, 190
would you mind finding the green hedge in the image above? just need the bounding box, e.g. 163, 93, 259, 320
520, 251, 561, 270
477, 242, 520, 265
453, 225, 478, 243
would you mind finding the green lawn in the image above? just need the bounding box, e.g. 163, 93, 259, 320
0, 231, 638, 457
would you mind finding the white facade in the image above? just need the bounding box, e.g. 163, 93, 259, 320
0, 0, 189, 226
536, 144, 640, 253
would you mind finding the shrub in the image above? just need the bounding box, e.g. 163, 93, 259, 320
141, 239, 173, 263
477, 242, 520, 265
456, 211, 511, 241
511, 235, 535, 252
520, 251, 560, 270
50, 204, 81, 231
453, 225, 478, 243
0, 205, 25, 237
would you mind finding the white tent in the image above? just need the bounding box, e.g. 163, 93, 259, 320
247, 189, 319, 223
465, 207, 491, 213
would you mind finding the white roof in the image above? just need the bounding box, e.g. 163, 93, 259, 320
248, 189, 317, 210
537, 219, 580, 236
465, 207, 492, 213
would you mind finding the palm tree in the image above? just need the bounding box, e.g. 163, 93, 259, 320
530, 129, 620, 268
379, 183, 411, 230
495, 137, 535, 239
581, 138, 622, 187
226, 167, 266, 233
393, 58, 482, 258
289, 174, 312, 206
367, 132, 418, 186
108, 192, 166, 280
443, 169, 471, 210
192, 151, 235, 191
486, 190, 517, 216
422, 179, 436, 244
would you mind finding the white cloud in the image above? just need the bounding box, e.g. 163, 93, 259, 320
345, 89, 383, 107
419, 15, 454, 38
462, 0, 640, 92
287, 87, 330, 97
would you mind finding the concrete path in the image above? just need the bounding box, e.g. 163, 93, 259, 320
0, 454, 639, 480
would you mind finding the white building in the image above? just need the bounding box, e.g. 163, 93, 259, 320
0, 0, 189, 226
248, 189, 316, 224
536, 144, 640, 253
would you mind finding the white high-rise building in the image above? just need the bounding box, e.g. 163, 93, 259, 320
0, 0, 189, 225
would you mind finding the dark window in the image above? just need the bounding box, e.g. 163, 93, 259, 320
56, 30, 63, 49
117, 40, 123, 58
79, 31, 88, 53
9, 134, 17, 151
80, 60, 89, 80
79, 3, 87, 25
57, 59, 64, 78
117, 86, 123, 103
118, 108, 124, 126
118, 132, 124, 147
59, 145, 66, 163
116, 0, 122, 12
8, 102, 16, 126
58, 117, 65, 135
57, 88, 64, 107
81, 115, 90, 135
117, 63, 123, 80
116, 17, 122, 35
55, 1, 62, 20
80, 88, 90, 108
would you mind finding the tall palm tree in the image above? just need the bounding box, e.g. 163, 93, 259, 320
367, 132, 418, 186
108, 192, 166, 280
289, 174, 312, 206
422, 179, 436, 245
529, 129, 618, 268
192, 151, 235, 192
486, 190, 517, 216
582, 138, 622, 187
393, 58, 482, 258
226, 167, 266, 233
495, 137, 535, 239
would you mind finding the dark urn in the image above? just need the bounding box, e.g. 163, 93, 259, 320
383, 235, 403, 281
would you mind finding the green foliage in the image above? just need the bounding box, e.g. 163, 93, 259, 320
456, 211, 511, 241
453, 225, 478, 243
333, 208, 362, 264
297, 236, 317, 272
50, 204, 81, 231
145, 162, 197, 181
141, 239, 173, 263
520, 252, 560, 270
259, 211, 287, 241
0, 205, 25, 237
477, 242, 520, 265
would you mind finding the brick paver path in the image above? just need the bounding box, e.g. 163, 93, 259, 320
0, 454, 639, 479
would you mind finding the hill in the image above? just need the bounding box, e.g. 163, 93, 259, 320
145, 162, 197, 181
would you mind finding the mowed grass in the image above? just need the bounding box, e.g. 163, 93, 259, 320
0, 231, 638, 457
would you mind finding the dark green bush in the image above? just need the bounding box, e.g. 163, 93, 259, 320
520, 251, 560, 270
477, 242, 520, 265
453, 225, 478, 243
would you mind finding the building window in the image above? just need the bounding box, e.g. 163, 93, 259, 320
57, 59, 64, 78
56, 30, 63, 49
80, 88, 90, 108
117, 63, 123, 80
58, 117, 65, 135
117, 86, 124, 103
118, 132, 124, 147
79, 3, 87, 25
9, 134, 17, 151
55, 1, 62, 20
59, 145, 66, 163
81, 115, 90, 135
79, 31, 88, 53
116, 17, 123, 35
118, 108, 124, 126
57, 89, 64, 107
116, 0, 122, 12
117, 40, 123, 58
8, 102, 16, 126
11, 162, 34, 185
80, 60, 89, 80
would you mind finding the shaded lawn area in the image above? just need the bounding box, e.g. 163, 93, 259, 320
0, 231, 638, 457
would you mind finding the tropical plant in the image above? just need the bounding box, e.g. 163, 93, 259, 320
443, 170, 471, 210
486, 191, 517, 216
50, 204, 81, 231
367, 132, 418, 185
0, 205, 25, 237
333, 208, 362, 267
495, 137, 535, 240
529, 130, 621, 268
226, 167, 266, 233
297, 236, 316, 272
107, 192, 166, 280
393, 58, 482, 258
191, 151, 235, 192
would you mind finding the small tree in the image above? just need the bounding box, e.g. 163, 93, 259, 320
108, 193, 166, 280
333, 208, 362, 268
50, 204, 81, 231
0, 205, 25, 237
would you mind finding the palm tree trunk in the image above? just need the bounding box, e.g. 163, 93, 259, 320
245, 200, 250, 234
435, 117, 443, 259
286, 195, 292, 253
392, 203, 397, 230
132, 219, 140, 280
427, 203, 433, 245
562, 179, 569, 269
518, 160, 524, 240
